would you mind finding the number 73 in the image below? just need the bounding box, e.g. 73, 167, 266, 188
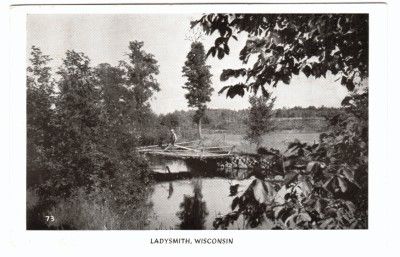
45, 215, 55, 222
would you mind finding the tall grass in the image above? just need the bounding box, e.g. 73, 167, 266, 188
27, 187, 153, 230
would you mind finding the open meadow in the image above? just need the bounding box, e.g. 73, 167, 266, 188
201, 131, 320, 153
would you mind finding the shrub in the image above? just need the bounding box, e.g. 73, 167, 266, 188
214, 92, 368, 229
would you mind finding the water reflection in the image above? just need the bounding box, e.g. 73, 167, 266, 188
146, 157, 252, 229
176, 179, 208, 229
168, 182, 174, 199
147, 177, 253, 229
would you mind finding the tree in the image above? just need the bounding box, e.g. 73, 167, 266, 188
94, 63, 139, 152
160, 113, 180, 129
95, 63, 127, 120
192, 14, 368, 98
56, 50, 103, 135
27, 46, 157, 229
53, 50, 106, 191
26, 46, 55, 186
53, 49, 153, 223
182, 42, 213, 138
176, 179, 208, 229
245, 95, 275, 148
121, 41, 160, 111
119, 41, 160, 139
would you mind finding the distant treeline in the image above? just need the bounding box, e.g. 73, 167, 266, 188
159, 106, 341, 135
272, 106, 340, 118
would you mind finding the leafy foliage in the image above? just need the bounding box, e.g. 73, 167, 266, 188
192, 14, 368, 98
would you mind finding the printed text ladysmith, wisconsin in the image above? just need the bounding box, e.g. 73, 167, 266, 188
150, 238, 234, 244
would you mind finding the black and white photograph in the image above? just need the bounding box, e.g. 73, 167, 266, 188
5, 0, 400, 256
24, 11, 370, 230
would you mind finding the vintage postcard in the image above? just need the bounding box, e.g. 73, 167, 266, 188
3, 0, 392, 247
23, 8, 370, 231
6, 1, 398, 256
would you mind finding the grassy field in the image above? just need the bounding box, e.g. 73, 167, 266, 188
201, 130, 321, 153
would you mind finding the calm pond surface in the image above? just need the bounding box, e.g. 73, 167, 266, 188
145, 156, 252, 229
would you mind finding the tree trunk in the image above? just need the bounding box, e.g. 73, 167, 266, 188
197, 119, 202, 139
256, 138, 262, 150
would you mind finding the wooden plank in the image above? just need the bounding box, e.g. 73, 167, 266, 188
136, 144, 160, 150
145, 150, 233, 159
201, 146, 232, 150
136, 140, 201, 150
163, 145, 172, 152
174, 144, 199, 151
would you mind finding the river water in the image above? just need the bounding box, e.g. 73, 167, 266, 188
145, 156, 253, 229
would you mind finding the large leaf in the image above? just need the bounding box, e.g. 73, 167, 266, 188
314, 198, 327, 215
229, 184, 240, 196
319, 218, 334, 229
337, 177, 348, 193
298, 180, 312, 197
296, 212, 312, 223
283, 171, 299, 186
217, 47, 225, 59
342, 168, 355, 182
245, 178, 274, 204
341, 96, 353, 106
206, 46, 217, 58
252, 179, 269, 203
261, 86, 270, 98
226, 83, 246, 98
223, 43, 230, 55
220, 69, 246, 81
345, 201, 356, 214
306, 161, 325, 173
346, 80, 355, 91
218, 85, 231, 95
231, 196, 240, 210
302, 65, 312, 77
323, 176, 334, 190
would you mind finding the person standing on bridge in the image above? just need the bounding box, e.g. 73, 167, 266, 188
170, 129, 177, 146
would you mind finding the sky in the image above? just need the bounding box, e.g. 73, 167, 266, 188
27, 14, 349, 114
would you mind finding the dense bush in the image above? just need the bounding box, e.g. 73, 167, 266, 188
26, 42, 159, 229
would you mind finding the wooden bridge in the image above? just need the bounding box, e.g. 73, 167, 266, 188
136, 140, 236, 160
